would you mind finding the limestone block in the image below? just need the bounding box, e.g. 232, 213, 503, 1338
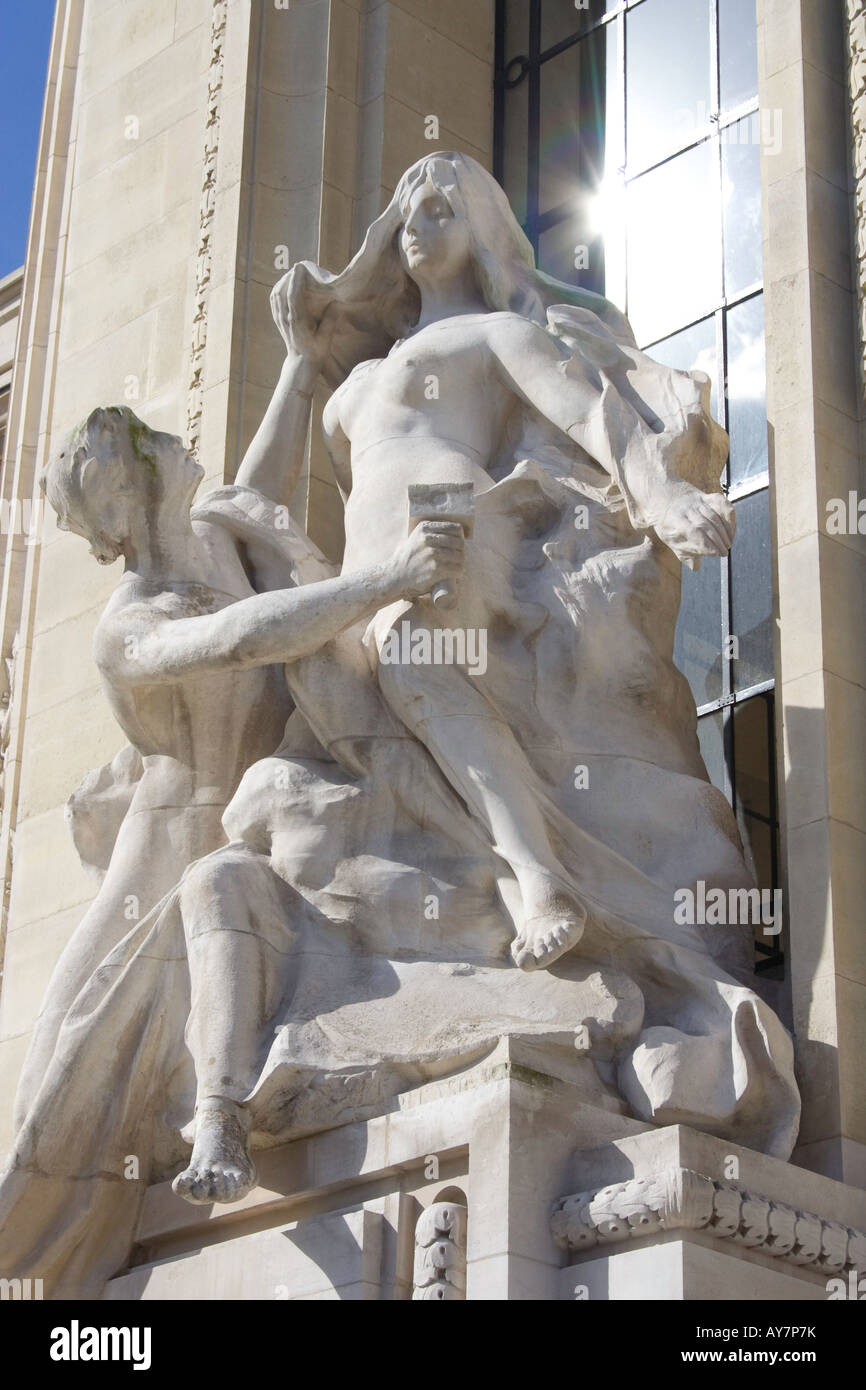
6, 807, 97, 932
824, 672, 866, 831
80, 0, 177, 99
806, 170, 854, 293
783, 819, 835, 982
756, 61, 807, 186
318, 183, 354, 274
0, 907, 82, 1041
392, 0, 494, 59
25, 606, 103, 720
242, 181, 322, 290
174, 0, 210, 42
791, 971, 843, 1146
62, 218, 192, 359
757, 0, 804, 82
32, 535, 115, 638
776, 537, 823, 684
75, 25, 208, 188
802, 56, 850, 190
17, 688, 125, 823
252, 89, 328, 194
835, 975, 866, 1144
562, 1240, 827, 1300
764, 269, 813, 411
763, 172, 808, 281
814, 399, 865, 557
106, 1207, 386, 1300
51, 316, 158, 438
819, 534, 866, 689
380, 97, 491, 191
259, 0, 332, 99
65, 118, 200, 275
323, 93, 362, 196
827, 819, 866, 987
780, 669, 829, 830
322, 0, 361, 104
382, 5, 492, 149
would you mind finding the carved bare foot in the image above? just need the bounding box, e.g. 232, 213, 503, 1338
172, 1102, 257, 1205
511, 877, 587, 971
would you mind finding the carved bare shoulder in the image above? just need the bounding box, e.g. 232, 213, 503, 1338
93, 596, 163, 680
485, 311, 567, 387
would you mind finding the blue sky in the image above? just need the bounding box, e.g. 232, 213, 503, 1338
0, 2, 56, 278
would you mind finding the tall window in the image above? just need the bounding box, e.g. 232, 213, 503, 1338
495, 0, 781, 974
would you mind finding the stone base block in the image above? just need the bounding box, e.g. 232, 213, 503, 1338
104, 1041, 866, 1301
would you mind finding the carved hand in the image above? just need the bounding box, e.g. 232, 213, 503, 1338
270, 266, 335, 368
388, 520, 466, 600
655, 490, 736, 566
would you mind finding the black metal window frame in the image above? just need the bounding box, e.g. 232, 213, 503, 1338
493, 0, 782, 972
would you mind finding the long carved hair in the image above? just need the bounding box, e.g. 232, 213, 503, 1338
290, 151, 636, 390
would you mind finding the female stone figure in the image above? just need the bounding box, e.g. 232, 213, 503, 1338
269, 150, 740, 969
167, 152, 798, 1201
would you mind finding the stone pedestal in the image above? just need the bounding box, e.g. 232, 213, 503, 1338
103, 1040, 865, 1301
105, 1037, 645, 1301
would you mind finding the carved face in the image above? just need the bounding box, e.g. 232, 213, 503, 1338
398, 174, 474, 283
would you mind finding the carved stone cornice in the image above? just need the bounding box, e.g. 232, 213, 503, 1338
552, 1169, 866, 1275
846, 0, 866, 400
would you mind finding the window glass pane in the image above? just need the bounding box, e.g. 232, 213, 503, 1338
674, 554, 723, 707
626, 0, 711, 173
697, 710, 726, 793
726, 293, 767, 484
733, 693, 772, 821
647, 315, 719, 419
719, 0, 758, 113
730, 489, 773, 691
626, 143, 720, 344
502, 82, 529, 228
541, 0, 616, 50
505, 0, 531, 56
738, 813, 774, 905
539, 23, 622, 215
722, 121, 762, 296
538, 214, 606, 292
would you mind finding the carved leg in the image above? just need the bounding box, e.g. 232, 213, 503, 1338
378, 657, 586, 969
172, 843, 299, 1205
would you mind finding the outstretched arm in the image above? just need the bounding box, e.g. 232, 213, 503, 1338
97, 522, 464, 686
488, 314, 734, 564
233, 268, 335, 507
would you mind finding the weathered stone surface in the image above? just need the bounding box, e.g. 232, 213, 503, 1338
0, 152, 799, 1299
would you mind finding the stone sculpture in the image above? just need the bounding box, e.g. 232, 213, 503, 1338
0, 153, 799, 1297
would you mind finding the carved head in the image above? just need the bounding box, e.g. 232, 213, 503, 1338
397, 164, 479, 286
41, 407, 202, 564
287, 151, 633, 388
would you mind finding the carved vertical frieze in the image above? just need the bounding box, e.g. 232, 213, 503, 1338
186, 0, 228, 457
412, 1202, 468, 1301
846, 0, 866, 401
